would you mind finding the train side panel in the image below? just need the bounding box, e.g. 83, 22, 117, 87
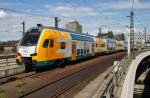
104, 38, 116, 53
70, 33, 95, 60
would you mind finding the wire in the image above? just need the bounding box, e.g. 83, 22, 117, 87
0, 8, 51, 18
63, 0, 128, 32
132, 0, 134, 10
134, 16, 145, 27
63, 0, 97, 19
80, 0, 124, 19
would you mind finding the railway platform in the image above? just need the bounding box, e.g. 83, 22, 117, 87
0, 58, 25, 83
0, 65, 24, 78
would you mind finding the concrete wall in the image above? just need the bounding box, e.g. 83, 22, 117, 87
121, 51, 150, 98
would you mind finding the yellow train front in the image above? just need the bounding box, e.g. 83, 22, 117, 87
16, 26, 96, 71
135, 42, 145, 49
95, 37, 107, 54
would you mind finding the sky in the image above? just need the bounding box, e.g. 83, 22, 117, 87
0, 0, 150, 41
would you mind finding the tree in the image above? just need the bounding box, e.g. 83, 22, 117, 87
0, 42, 4, 53
108, 31, 114, 38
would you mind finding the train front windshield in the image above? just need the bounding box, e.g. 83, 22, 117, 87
20, 28, 41, 46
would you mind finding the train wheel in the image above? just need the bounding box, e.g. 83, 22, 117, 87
23, 62, 32, 72
56, 59, 66, 68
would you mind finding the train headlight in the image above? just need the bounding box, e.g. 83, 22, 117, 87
17, 53, 21, 56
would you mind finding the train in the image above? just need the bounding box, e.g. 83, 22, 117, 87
16, 25, 126, 71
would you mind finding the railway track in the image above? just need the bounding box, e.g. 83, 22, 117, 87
0, 71, 35, 84
0, 65, 63, 85
22, 62, 110, 98
0, 52, 125, 98
0, 52, 118, 84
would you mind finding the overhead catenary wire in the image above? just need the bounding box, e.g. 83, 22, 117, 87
0, 8, 51, 18
63, 0, 130, 34
131, 0, 135, 10
63, 0, 97, 19
129, 0, 148, 32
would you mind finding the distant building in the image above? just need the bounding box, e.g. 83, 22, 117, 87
135, 32, 150, 42
4, 40, 19, 53
125, 32, 150, 43
65, 21, 82, 33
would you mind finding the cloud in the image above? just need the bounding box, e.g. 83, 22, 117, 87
44, 4, 99, 17
97, 0, 150, 9
0, 10, 8, 18
0, 2, 31, 8
0, 10, 52, 41
1, 1, 146, 41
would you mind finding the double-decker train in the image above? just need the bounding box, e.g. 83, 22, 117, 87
16, 25, 126, 71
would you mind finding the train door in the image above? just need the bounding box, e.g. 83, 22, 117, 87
71, 41, 76, 61
42, 39, 49, 58
48, 38, 55, 59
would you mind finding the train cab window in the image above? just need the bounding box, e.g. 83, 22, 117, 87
43, 39, 49, 48
50, 39, 54, 47
61, 42, 65, 49
20, 28, 41, 46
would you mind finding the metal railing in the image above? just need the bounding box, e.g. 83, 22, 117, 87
0, 58, 16, 66
0, 52, 16, 66
0, 53, 16, 56
90, 48, 150, 98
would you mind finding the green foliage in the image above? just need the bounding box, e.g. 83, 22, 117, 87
0, 42, 4, 47
108, 31, 114, 38
0, 88, 6, 98
0, 95, 7, 98
16, 80, 26, 97
136, 79, 144, 84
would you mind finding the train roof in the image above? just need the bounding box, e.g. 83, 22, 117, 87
28, 26, 95, 42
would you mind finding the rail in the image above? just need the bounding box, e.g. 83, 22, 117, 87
90, 48, 150, 98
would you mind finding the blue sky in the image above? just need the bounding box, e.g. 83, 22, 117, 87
0, 0, 150, 41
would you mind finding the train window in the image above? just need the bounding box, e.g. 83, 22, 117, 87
96, 44, 97, 47
84, 49, 86, 54
43, 39, 49, 48
61, 42, 65, 49
81, 49, 83, 54
102, 44, 105, 47
87, 49, 89, 53
77, 49, 80, 55
50, 39, 54, 47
